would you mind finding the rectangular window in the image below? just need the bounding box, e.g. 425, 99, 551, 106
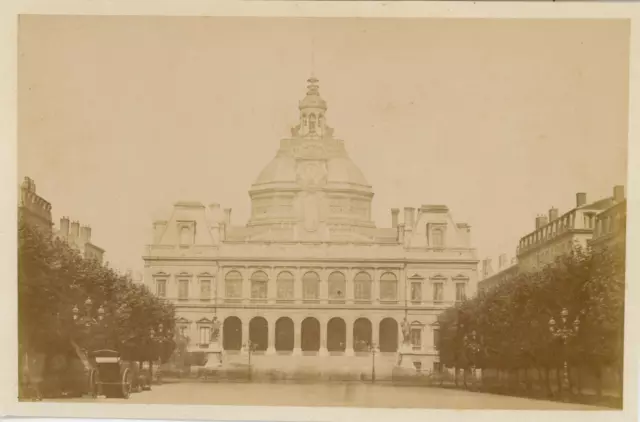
251, 280, 267, 299
178, 325, 187, 337
411, 282, 422, 302
178, 279, 189, 300
433, 362, 442, 373
433, 329, 441, 349
226, 280, 242, 298
199, 326, 210, 345
156, 280, 166, 297
433, 283, 443, 302
380, 280, 397, 301
410, 328, 422, 350
277, 279, 294, 299
354, 281, 371, 300
456, 283, 466, 302
200, 279, 211, 300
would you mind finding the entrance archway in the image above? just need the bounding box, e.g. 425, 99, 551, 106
353, 318, 372, 352
301, 317, 320, 351
275, 317, 294, 351
223, 316, 242, 351
249, 317, 268, 351
379, 317, 398, 352
327, 317, 346, 352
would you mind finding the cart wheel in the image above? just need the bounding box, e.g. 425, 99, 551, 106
121, 368, 131, 399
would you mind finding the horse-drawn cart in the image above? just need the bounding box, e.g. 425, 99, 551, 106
90, 349, 132, 399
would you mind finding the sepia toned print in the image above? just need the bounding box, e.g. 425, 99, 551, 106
15, 14, 630, 413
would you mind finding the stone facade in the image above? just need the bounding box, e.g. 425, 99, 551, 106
55, 217, 105, 263
590, 186, 626, 251
143, 78, 478, 372
516, 188, 624, 273
18, 177, 53, 233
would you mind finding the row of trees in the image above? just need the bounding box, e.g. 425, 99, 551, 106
436, 242, 625, 397
18, 220, 177, 364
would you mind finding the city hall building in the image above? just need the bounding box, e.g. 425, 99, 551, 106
143, 78, 478, 372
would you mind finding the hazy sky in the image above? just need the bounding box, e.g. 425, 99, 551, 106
18, 16, 629, 274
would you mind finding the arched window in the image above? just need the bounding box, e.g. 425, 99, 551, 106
276, 271, 294, 300
354, 272, 372, 301
328, 271, 346, 301
225, 271, 242, 299
250, 271, 268, 299
309, 113, 316, 133
302, 271, 319, 300
379, 272, 398, 301
432, 229, 444, 247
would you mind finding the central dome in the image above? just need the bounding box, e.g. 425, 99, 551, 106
247, 78, 374, 230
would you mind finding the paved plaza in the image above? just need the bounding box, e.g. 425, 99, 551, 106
54, 382, 603, 410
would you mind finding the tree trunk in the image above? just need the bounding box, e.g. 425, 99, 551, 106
454, 367, 458, 387
545, 367, 552, 397
463, 368, 468, 389
575, 365, 582, 396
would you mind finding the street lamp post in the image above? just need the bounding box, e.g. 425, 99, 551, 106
72, 297, 105, 348
368, 342, 378, 383
243, 340, 257, 380
549, 308, 580, 394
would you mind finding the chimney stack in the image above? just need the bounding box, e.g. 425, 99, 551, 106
80, 225, 91, 243
613, 185, 625, 203
70, 220, 80, 238
60, 216, 70, 237
576, 192, 587, 208
403, 207, 415, 229
499, 254, 507, 269
224, 208, 232, 225
391, 208, 399, 228
548, 207, 559, 222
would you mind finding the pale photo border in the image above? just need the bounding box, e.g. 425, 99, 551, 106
0, 1, 638, 422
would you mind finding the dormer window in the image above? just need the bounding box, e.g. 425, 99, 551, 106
178, 222, 195, 246
432, 229, 444, 247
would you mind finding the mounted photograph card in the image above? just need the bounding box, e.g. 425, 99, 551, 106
0, 1, 638, 422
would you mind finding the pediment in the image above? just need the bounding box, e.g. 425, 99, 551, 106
407, 273, 424, 280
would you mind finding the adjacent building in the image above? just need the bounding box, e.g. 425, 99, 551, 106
516, 186, 625, 273
590, 187, 627, 251
143, 77, 479, 373
478, 185, 626, 293
477, 254, 518, 294
18, 177, 53, 234
18, 176, 105, 263
55, 217, 105, 263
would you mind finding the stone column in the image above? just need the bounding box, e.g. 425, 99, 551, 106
242, 268, 250, 304
295, 267, 302, 304
372, 318, 380, 348
267, 318, 276, 355
268, 267, 276, 304
241, 317, 249, 354
373, 271, 380, 304
319, 318, 328, 356
346, 269, 354, 304
345, 319, 354, 356
293, 318, 302, 355
320, 269, 329, 304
